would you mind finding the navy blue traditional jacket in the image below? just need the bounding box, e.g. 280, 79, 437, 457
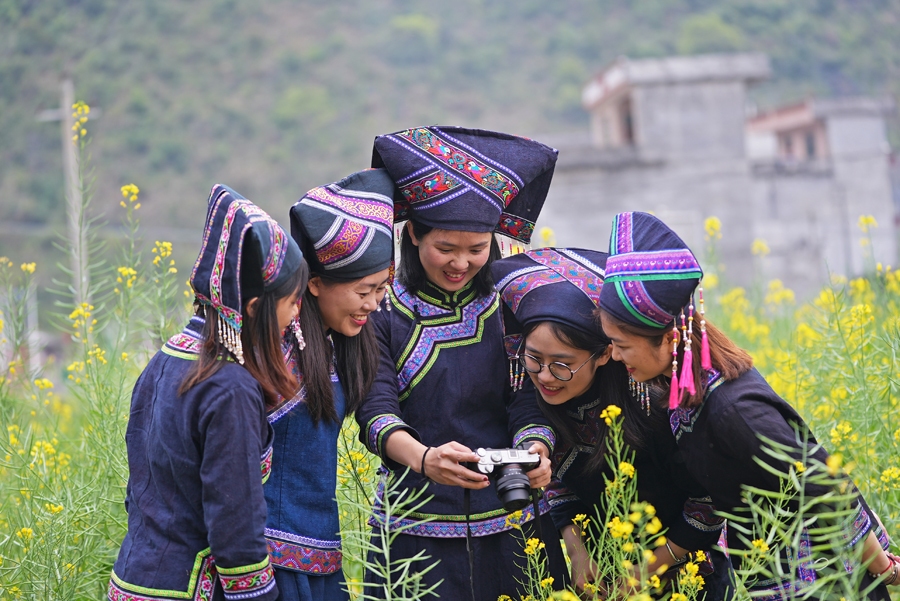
356, 279, 556, 536
109, 317, 277, 601
672, 368, 891, 600
264, 339, 346, 575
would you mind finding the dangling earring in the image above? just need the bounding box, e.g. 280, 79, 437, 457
385, 285, 392, 312
291, 316, 306, 351
679, 300, 696, 396
219, 319, 245, 365
629, 376, 650, 416
668, 322, 680, 410
699, 283, 711, 370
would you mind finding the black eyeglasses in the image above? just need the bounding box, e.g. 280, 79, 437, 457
517, 352, 598, 382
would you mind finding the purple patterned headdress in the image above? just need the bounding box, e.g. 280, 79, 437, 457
290, 169, 395, 281
492, 248, 608, 389
190, 184, 303, 363
372, 126, 558, 244
597, 212, 709, 408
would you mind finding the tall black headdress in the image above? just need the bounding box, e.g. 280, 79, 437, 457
190, 184, 303, 364
372, 126, 558, 245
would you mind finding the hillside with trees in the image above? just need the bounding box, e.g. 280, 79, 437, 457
2, 0, 898, 244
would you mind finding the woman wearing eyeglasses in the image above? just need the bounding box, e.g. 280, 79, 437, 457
492, 248, 735, 599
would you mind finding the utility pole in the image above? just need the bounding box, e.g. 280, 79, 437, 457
36, 76, 97, 307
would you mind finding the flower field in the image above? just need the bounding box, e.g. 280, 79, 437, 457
0, 118, 897, 600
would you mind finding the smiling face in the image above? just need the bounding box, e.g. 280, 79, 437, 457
308, 268, 391, 336
599, 312, 673, 382
408, 224, 492, 292
523, 323, 610, 405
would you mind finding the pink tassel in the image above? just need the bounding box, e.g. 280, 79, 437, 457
680, 347, 696, 395
701, 329, 712, 370
668, 372, 681, 409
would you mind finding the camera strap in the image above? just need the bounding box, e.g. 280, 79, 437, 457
464, 488, 476, 601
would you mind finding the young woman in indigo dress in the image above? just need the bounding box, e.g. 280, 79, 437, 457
492, 247, 735, 600
263, 169, 395, 601
109, 185, 306, 601
596, 211, 899, 599
355, 126, 568, 601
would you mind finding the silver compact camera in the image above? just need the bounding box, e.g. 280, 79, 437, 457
471, 447, 540, 511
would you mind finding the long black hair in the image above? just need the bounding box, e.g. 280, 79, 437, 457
181, 260, 309, 409
291, 277, 380, 425
397, 220, 501, 298
522, 320, 665, 474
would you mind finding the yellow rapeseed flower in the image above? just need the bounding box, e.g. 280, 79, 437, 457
793, 461, 806, 473
20, 263, 36, 274
619, 461, 636, 479
606, 516, 634, 538
645, 516, 662, 534
599, 404, 622, 425
523, 537, 545, 556
704, 216, 722, 240
751, 238, 770, 257
16, 527, 33, 540
857, 214, 878, 233
540, 577, 554, 588
751, 539, 769, 554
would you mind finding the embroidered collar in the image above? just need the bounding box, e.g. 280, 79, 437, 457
162, 316, 207, 360
417, 280, 478, 311
669, 369, 725, 441
563, 378, 605, 422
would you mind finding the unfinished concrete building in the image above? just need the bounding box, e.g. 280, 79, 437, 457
538, 53, 897, 298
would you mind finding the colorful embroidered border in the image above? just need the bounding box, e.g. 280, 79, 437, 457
605, 249, 702, 282
498, 267, 564, 313
748, 528, 816, 599
266, 530, 342, 575
260, 446, 272, 485
513, 425, 556, 453
390, 281, 479, 319
108, 549, 216, 601
315, 220, 371, 267
370, 496, 550, 538
218, 557, 276, 600
670, 369, 723, 442
399, 169, 464, 205
302, 185, 393, 233
610, 212, 635, 255
612, 279, 675, 328
392, 128, 520, 209
365, 414, 408, 456
395, 293, 499, 401
529, 249, 604, 306
496, 213, 535, 243
837, 502, 872, 549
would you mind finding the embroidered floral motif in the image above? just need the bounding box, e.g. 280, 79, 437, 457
400, 169, 463, 204
266, 530, 342, 574
496, 213, 535, 243
218, 558, 276, 600
393, 128, 520, 208
528, 249, 605, 306
613, 279, 675, 328
260, 446, 273, 484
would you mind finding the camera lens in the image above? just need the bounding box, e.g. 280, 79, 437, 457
494, 464, 532, 512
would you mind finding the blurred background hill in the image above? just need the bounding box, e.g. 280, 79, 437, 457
2, 0, 899, 259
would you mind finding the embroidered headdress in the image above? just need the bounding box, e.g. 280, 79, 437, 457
290, 168, 395, 280
372, 126, 558, 244
597, 212, 710, 408
190, 184, 303, 364
492, 248, 608, 389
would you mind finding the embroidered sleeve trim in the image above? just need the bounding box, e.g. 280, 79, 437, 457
838, 502, 872, 549
513, 425, 555, 453
218, 558, 276, 600
365, 414, 408, 456
266, 530, 342, 574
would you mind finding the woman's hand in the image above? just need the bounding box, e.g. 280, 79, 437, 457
422, 441, 490, 489
524, 442, 552, 488
562, 525, 600, 597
